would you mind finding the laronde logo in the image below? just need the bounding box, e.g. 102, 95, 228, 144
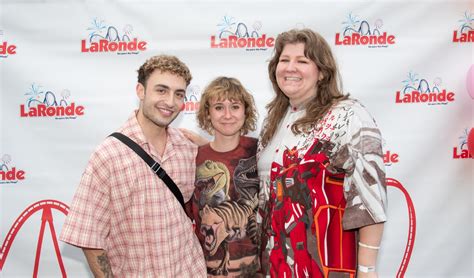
210, 15, 274, 51
452, 11, 473, 43
0, 30, 17, 58
382, 140, 399, 166
384, 150, 399, 166
335, 12, 396, 48
0, 200, 70, 276
183, 85, 201, 114
395, 72, 455, 105
81, 18, 147, 54
20, 84, 85, 119
0, 155, 25, 184
453, 129, 472, 159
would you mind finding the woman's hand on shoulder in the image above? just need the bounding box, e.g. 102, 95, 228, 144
179, 128, 210, 146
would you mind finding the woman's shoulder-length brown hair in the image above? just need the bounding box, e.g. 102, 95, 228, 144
260, 28, 348, 147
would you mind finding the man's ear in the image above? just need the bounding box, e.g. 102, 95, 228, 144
136, 83, 145, 100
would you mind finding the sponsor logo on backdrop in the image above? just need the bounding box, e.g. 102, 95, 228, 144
395, 71, 455, 105
382, 140, 399, 166
20, 84, 85, 119
0, 30, 17, 58
0, 200, 69, 276
81, 18, 147, 54
453, 128, 472, 159
210, 15, 274, 51
385, 178, 416, 277
384, 150, 399, 166
0, 155, 25, 184
335, 12, 396, 47
183, 85, 201, 114
452, 11, 473, 43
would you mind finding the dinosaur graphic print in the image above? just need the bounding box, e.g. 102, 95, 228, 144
189, 136, 260, 277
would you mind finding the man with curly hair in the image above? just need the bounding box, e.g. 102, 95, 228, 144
60, 55, 206, 277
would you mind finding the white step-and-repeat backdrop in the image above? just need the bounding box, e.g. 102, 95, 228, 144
1, 0, 472, 277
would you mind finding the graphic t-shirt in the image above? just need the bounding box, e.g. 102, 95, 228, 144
257, 99, 387, 277
190, 136, 259, 277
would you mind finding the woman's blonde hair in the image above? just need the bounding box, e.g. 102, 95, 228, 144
260, 28, 348, 147
197, 76, 257, 135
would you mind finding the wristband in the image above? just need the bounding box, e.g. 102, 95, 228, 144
358, 264, 376, 273
358, 241, 380, 250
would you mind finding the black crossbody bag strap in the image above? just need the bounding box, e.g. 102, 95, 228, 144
109, 132, 186, 211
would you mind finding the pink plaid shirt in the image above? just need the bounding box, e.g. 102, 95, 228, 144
60, 112, 206, 277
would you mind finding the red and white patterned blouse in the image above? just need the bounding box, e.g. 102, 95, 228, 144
257, 99, 387, 277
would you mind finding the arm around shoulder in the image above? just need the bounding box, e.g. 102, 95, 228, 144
179, 128, 210, 146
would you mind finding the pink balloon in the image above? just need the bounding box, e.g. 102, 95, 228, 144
468, 65, 474, 100
468, 128, 474, 158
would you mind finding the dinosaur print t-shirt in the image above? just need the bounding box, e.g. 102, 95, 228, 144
189, 136, 259, 277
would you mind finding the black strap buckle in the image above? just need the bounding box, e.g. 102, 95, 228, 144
151, 162, 166, 178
